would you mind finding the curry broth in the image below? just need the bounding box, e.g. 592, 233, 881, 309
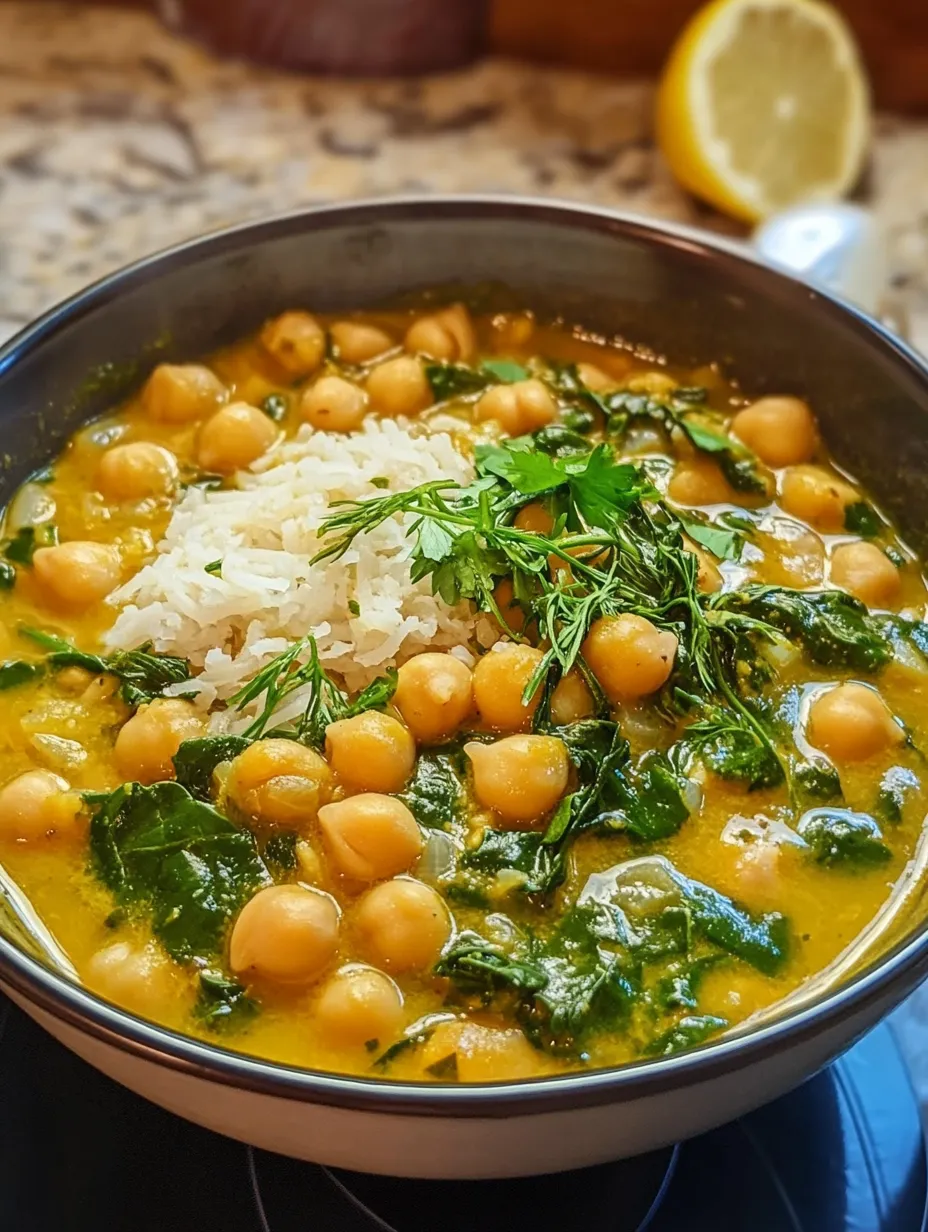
0, 306, 925, 1082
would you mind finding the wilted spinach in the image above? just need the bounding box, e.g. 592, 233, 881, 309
797, 808, 891, 868
87, 781, 270, 962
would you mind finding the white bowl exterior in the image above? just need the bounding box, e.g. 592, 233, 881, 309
3, 983, 894, 1178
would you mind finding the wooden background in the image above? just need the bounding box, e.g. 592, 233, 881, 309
491, 0, 928, 111
38, 0, 928, 111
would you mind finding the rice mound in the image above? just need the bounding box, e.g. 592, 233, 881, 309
104, 419, 478, 704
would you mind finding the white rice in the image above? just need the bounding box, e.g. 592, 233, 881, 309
104, 419, 480, 710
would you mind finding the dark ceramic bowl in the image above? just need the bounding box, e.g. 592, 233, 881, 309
0, 197, 927, 1178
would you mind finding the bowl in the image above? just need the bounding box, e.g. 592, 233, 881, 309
1, 196, 927, 1179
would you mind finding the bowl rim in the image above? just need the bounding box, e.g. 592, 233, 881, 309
2, 192, 928, 1117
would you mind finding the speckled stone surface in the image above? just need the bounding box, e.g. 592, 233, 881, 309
2, 1, 928, 1106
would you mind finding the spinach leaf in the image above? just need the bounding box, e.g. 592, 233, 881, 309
400, 751, 463, 829
260, 393, 288, 422
797, 808, 892, 868
678, 705, 783, 791
172, 735, 252, 800
844, 501, 882, 538
461, 828, 543, 877
651, 955, 722, 1012
263, 831, 298, 874
481, 359, 529, 383
194, 969, 258, 1032
591, 751, 691, 842
794, 758, 843, 804
645, 1014, 728, 1057
21, 627, 192, 707
531, 424, 593, 456
667, 868, 790, 974
424, 361, 491, 403
678, 514, 743, 563
544, 362, 611, 425
87, 781, 270, 962
0, 660, 44, 691
3, 524, 58, 566
435, 931, 549, 999
717, 586, 892, 672
590, 858, 790, 975
876, 766, 919, 824
436, 906, 635, 1053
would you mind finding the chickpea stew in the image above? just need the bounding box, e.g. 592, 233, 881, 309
0, 302, 926, 1084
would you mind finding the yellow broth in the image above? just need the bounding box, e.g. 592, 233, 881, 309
0, 304, 925, 1083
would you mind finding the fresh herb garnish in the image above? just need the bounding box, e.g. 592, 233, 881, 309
228, 634, 396, 745
204, 559, 223, 576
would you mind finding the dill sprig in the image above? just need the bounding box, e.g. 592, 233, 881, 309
228, 634, 396, 745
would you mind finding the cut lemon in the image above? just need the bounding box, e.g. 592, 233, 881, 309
656, 0, 870, 223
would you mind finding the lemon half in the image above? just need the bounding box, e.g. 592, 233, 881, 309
657, 0, 871, 223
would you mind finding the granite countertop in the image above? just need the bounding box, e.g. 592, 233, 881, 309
2, 1, 928, 1101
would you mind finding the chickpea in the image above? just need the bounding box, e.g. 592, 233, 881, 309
141, 363, 226, 424
780, 465, 857, 531
550, 670, 595, 725
114, 698, 203, 785
260, 311, 326, 377
576, 362, 616, 393
330, 321, 393, 365
732, 396, 817, 468
583, 614, 678, 701
422, 1021, 541, 1083
324, 711, 415, 793
227, 738, 332, 826
366, 356, 433, 417
314, 964, 404, 1051
465, 735, 569, 826
475, 379, 556, 436
196, 402, 278, 474
493, 576, 528, 634
97, 442, 178, 502
830, 541, 901, 608
230, 884, 340, 986
317, 794, 423, 882
472, 642, 546, 731
33, 541, 121, 610
404, 303, 475, 363
86, 941, 177, 1016
807, 682, 904, 763
300, 375, 367, 432
0, 769, 82, 842
667, 458, 734, 506
514, 503, 554, 535
354, 878, 451, 973
394, 653, 473, 743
